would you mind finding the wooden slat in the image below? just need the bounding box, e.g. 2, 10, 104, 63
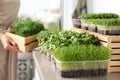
110, 43, 120, 48
25, 35, 37, 44
112, 53, 120, 55
100, 41, 108, 47
25, 41, 38, 52
19, 41, 38, 52
112, 49, 120, 53
111, 55, 120, 60
5, 32, 37, 45
72, 27, 85, 33
97, 34, 109, 42
110, 61, 120, 66
112, 49, 120, 54
110, 67, 120, 72
110, 36, 120, 42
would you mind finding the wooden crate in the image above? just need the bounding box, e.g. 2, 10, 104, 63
72, 27, 120, 73
5, 32, 38, 52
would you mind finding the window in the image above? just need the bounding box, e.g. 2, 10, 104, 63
19, 0, 61, 30
19, 0, 60, 17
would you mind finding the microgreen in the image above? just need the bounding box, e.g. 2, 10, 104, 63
12, 17, 44, 37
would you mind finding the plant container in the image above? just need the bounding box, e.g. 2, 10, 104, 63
88, 24, 97, 32
72, 19, 81, 28
53, 57, 109, 78
97, 26, 120, 35
80, 19, 88, 30
5, 32, 38, 52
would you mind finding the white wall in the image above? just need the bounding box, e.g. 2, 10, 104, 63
86, 0, 93, 13
87, 0, 120, 15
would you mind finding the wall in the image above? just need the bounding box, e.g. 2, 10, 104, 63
87, 0, 120, 15
61, 0, 120, 30
19, 0, 60, 17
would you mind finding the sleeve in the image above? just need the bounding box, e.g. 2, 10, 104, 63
0, 0, 20, 27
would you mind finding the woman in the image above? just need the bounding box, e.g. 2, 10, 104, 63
0, 0, 20, 80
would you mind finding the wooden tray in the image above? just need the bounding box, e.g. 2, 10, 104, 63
5, 32, 38, 52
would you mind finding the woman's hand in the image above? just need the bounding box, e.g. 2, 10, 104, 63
0, 34, 21, 52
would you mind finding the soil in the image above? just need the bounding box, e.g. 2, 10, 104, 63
98, 29, 120, 35
73, 19, 81, 28
88, 26, 97, 32
60, 68, 107, 78
74, 24, 81, 28
81, 26, 88, 30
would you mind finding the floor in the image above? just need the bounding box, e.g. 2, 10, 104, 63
17, 52, 34, 80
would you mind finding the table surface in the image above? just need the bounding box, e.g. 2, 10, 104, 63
32, 50, 120, 80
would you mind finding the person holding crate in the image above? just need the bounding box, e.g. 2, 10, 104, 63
0, 0, 20, 80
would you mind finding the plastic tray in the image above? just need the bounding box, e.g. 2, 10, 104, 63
52, 56, 109, 78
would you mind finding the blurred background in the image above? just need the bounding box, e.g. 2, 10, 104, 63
17, 0, 120, 80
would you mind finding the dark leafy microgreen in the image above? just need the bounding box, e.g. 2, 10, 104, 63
37, 30, 100, 54
78, 13, 119, 19
12, 17, 44, 37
